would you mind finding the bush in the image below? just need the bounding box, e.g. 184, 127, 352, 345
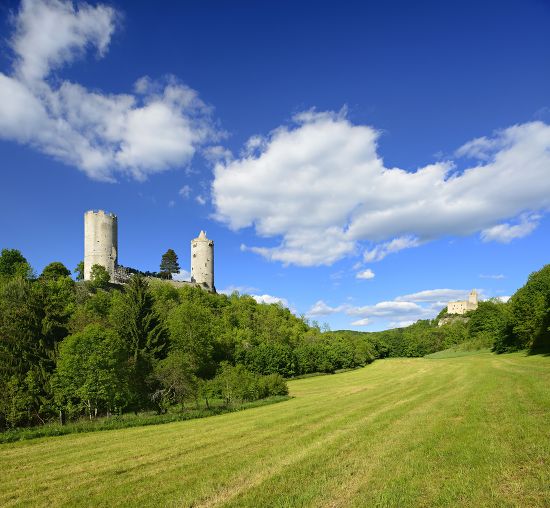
258, 374, 288, 398
210, 363, 289, 405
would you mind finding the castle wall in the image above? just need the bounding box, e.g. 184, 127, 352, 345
447, 290, 478, 315
84, 210, 118, 281
191, 231, 214, 290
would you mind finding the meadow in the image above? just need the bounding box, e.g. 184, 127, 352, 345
1, 351, 548, 507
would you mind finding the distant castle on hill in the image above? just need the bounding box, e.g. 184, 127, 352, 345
447, 289, 478, 315
83, 210, 215, 292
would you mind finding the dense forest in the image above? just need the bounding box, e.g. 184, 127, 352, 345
0, 248, 548, 430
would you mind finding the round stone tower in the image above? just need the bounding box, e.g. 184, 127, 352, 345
191, 230, 214, 290
84, 210, 118, 282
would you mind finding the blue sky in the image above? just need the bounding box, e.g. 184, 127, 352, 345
0, 0, 549, 330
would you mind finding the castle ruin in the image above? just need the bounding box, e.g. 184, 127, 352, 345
83, 210, 215, 291
191, 230, 214, 290
84, 210, 118, 282
447, 289, 478, 315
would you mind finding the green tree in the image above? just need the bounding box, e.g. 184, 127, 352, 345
74, 261, 85, 281
0, 277, 44, 428
0, 249, 33, 279
168, 298, 216, 378
40, 262, 71, 280
89, 264, 110, 289
110, 275, 168, 408
506, 265, 550, 352
152, 351, 198, 413
53, 325, 129, 419
160, 249, 180, 280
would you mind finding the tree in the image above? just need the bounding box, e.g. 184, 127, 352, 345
89, 264, 110, 289
0, 249, 32, 279
110, 275, 168, 408
152, 351, 198, 413
160, 249, 180, 280
41, 262, 71, 280
0, 277, 45, 428
74, 261, 84, 281
506, 265, 550, 352
168, 298, 216, 378
53, 325, 129, 419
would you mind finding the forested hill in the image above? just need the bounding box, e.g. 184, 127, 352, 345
337, 263, 550, 357
0, 247, 548, 431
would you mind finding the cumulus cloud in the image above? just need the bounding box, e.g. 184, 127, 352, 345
212, 110, 550, 266
363, 236, 422, 262
251, 294, 289, 307
480, 213, 540, 243
0, 0, 217, 181
306, 300, 347, 316
346, 300, 425, 318
395, 289, 472, 303
356, 268, 375, 280
172, 269, 191, 282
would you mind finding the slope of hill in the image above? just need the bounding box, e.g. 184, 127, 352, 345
1, 352, 549, 507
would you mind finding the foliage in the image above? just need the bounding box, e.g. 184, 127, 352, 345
53, 325, 129, 419
506, 265, 550, 352
208, 363, 288, 405
1, 247, 549, 432
160, 249, 180, 280
110, 275, 168, 409
40, 262, 71, 280
74, 261, 84, 281
151, 351, 198, 413
0, 249, 32, 279
89, 264, 110, 289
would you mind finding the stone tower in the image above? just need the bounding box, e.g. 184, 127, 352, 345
468, 289, 478, 306
191, 230, 214, 290
84, 210, 118, 282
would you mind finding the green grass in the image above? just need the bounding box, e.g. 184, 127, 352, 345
424, 348, 493, 359
0, 396, 291, 444
1, 352, 549, 507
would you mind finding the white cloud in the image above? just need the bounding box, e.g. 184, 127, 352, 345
479, 274, 505, 279
363, 236, 422, 262
356, 268, 375, 280
346, 300, 424, 318
306, 300, 347, 317
251, 294, 289, 307
196, 195, 206, 206
480, 213, 540, 243
11, 0, 117, 83
219, 285, 259, 295
173, 269, 191, 282
351, 318, 370, 326
388, 320, 416, 329
203, 145, 233, 165
0, 0, 217, 181
496, 296, 511, 303
179, 185, 192, 198
212, 110, 550, 266
395, 288, 472, 303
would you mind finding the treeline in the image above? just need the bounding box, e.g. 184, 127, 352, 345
355, 264, 550, 357
0, 250, 376, 430
1, 247, 548, 430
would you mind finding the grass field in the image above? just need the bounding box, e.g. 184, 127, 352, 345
1, 352, 549, 507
